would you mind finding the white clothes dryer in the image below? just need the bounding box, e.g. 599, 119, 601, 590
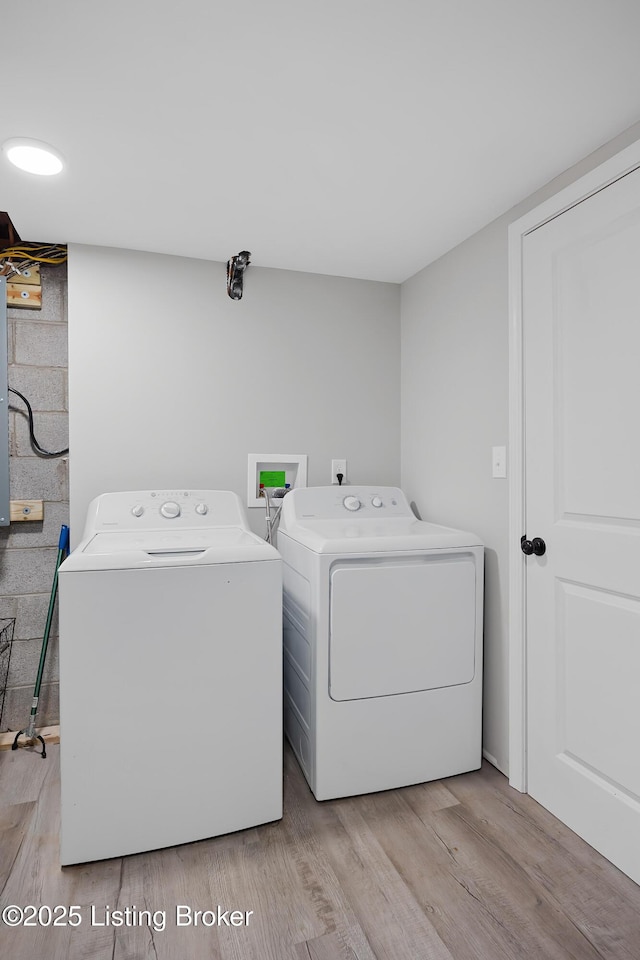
277, 486, 483, 800
59, 489, 282, 865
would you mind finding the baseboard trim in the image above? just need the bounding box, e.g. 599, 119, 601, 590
483, 748, 508, 777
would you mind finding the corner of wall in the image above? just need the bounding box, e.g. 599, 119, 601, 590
0, 263, 68, 730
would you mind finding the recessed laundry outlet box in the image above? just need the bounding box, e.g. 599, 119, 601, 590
247, 453, 307, 507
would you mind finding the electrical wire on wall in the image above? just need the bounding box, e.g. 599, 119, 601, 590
0, 243, 67, 280
1, 243, 69, 457
8, 388, 69, 458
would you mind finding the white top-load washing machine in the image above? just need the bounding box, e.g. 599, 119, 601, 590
277, 485, 483, 800
58, 489, 282, 865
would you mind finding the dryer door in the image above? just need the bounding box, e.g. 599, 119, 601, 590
329, 554, 476, 701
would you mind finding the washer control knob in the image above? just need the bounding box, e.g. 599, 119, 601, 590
131, 504, 144, 518
160, 500, 181, 519
343, 496, 361, 512
195, 502, 208, 516
371, 496, 383, 508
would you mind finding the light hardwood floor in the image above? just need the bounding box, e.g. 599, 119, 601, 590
1, 743, 639, 959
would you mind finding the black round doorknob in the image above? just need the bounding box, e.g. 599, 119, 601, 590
532, 537, 546, 556
521, 536, 534, 555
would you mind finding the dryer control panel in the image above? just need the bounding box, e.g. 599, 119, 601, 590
280, 485, 414, 522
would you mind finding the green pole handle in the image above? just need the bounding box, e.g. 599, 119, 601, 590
29, 524, 70, 716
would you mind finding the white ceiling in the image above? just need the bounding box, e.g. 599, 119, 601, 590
3, 0, 640, 283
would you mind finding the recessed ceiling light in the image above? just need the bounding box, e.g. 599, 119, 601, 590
2, 138, 65, 176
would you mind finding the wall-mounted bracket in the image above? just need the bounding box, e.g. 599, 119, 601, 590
6, 263, 41, 309
226, 250, 251, 300
10, 499, 44, 522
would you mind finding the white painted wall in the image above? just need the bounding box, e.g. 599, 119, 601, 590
401, 120, 640, 776
67, 246, 400, 539
68, 120, 640, 776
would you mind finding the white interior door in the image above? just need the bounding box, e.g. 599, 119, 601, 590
523, 165, 640, 885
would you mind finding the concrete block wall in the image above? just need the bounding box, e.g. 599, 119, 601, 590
0, 264, 68, 731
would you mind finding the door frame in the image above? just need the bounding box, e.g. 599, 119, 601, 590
507, 139, 640, 792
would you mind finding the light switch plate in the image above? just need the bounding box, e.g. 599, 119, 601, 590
492, 446, 507, 478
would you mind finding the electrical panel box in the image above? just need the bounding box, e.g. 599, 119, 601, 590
1, 277, 9, 526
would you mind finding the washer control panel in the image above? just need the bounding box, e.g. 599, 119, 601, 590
88, 490, 246, 533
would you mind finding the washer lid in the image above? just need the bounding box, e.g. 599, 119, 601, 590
60, 526, 279, 571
